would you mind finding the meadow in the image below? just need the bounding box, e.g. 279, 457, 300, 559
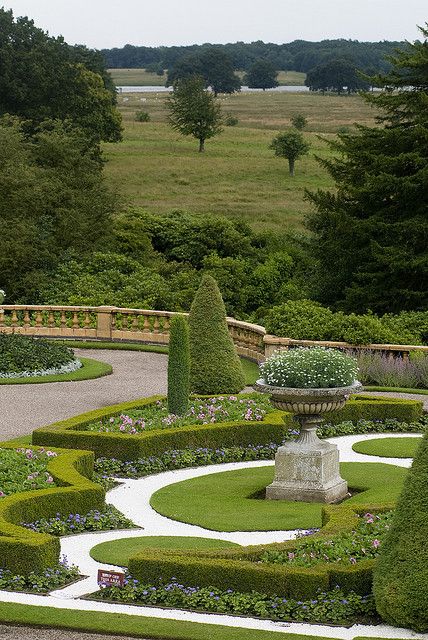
104, 89, 377, 231
108, 68, 306, 86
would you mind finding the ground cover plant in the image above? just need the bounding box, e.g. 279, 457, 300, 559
90, 536, 239, 566
0, 447, 57, 497
352, 437, 422, 459
22, 505, 135, 536
94, 579, 375, 625
86, 395, 270, 435
0, 556, 79, 594
0, 334, 78, 378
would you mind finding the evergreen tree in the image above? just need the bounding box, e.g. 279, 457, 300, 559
373, 430, 428, 631
167, 76, 223, 152
306, 26, 428, 313
188, 275, 245, 394
167, 315, 190, 416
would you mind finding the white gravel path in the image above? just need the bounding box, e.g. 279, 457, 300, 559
1, 434, 425, 639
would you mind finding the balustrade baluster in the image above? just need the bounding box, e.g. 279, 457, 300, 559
35, 310, 43, 327
48, 311, 55, 328
11, 310, 18, 326
143, 315, 151, 333
84, 311, 91, 328
153, 316, 160, 334
23, 310, 30, 327
60, 311, 67, 328
72, 312, 79, 329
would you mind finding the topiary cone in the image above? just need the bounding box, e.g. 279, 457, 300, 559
189, 274, 245, 394
373, 431, 428, 632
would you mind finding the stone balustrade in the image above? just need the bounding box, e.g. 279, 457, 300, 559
0, 305, 426, 362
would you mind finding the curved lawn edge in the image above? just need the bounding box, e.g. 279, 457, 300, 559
0, 357, 112, 385
352, 436, 422, 459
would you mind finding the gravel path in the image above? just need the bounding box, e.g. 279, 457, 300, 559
0, 350, 168, 441
0, 625, 145, 640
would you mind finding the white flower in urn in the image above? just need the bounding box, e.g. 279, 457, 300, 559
0, 290, 5, 305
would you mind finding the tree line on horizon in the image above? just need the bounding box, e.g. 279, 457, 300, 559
101, 39, 404, 74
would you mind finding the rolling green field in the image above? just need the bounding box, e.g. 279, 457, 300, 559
104, 90, 377, 231
108, 68, 306, 86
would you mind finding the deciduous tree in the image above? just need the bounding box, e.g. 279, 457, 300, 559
269, 131, 310, 176
244, 59, 278, 90
167, 76, 223, 152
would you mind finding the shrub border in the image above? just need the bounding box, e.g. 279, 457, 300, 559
32, 394, 423, 461
0, 442, 104, 574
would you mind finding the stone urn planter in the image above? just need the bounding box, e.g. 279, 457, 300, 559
255, 348, 361, 504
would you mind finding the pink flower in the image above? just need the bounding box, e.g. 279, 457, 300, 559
0, 491, 5, 498
350, 557, 357, 565
372, 539, 380, 548
46, 450, 57, 457
46, 476, 53, 483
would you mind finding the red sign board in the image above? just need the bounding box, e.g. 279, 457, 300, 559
97, 569, 125, 587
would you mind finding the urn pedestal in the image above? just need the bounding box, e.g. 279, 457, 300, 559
255, 380, 361, 503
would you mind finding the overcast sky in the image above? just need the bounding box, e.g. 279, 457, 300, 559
2, 0, 427, 49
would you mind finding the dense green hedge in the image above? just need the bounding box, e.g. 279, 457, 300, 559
0, 443, 104, 574
32, 395, 423, 461
128, 502, 383, 599
373, 429, 428, 632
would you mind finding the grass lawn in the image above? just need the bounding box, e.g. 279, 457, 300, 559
0, 357, 112, 385
0, 601, 333, 640
104, 90, 376, 232
108, 68, 306, 87
352, 437, 422, 458
150, 462, 407, 531
90, 535, 239, 567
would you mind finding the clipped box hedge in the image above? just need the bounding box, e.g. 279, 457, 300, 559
32, 394, 423, 461
0, 442, 104, 575
128, 501, 392, 600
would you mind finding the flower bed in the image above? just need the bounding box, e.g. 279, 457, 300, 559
87, 396, 271, 435
93, 580, 375, 626
0, 447, 58, 497
0, 555, 79, 593
22, 505, 135, 536
0, 334, 79, 378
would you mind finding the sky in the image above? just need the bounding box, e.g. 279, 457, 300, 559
2, 0, 427, 49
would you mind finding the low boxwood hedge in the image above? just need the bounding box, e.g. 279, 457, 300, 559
32, 395, 423, 461
128, 501, 393, 601
0, 442, 104, 575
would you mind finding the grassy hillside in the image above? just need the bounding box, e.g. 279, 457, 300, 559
108, 68, 306, 86
104, 90, 376, 231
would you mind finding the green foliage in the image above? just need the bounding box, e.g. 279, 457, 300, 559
269, 130, 310, 176
305, 58, 370, 93
0, 335, 74, 374
135, 110, 150, 122
23, 505, 135, 536
291, 114, 308, 130
264, 300, 417, 345
260, 347, 358, 389
0, 9, 122, 143
0, 445, 104, 574
168, 315, 190, 415
0, 119, 116, 302
167, 76, 223, 151
373, 428, 428, 631
189, 275, 245, 394
167, 48, 241, 96
224, 113, 239, 126
244, 59, 279, 90
306, 28, 428, 313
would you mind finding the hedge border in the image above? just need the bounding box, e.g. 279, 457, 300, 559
0, 442, 104, 574
32, 395, 423, 461
128, 499, 396, 601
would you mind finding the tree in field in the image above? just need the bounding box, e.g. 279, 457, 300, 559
167, 315, 190, 416
0, 8, 122, 143
305, 58, 369, 94
244, 59, 278, 90
167, 76, 223, 152
269, 131, 310, 176
291, 114, 307, 130
306, 26, 428, 314
188, 275, 245, 394
167, 48, 241, 96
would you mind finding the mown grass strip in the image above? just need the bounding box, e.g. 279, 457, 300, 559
0, 357, 112, 385
352, 437, 422, 459
0, 601, 331, 640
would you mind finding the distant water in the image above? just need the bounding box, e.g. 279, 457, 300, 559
117, 85, 309, 94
